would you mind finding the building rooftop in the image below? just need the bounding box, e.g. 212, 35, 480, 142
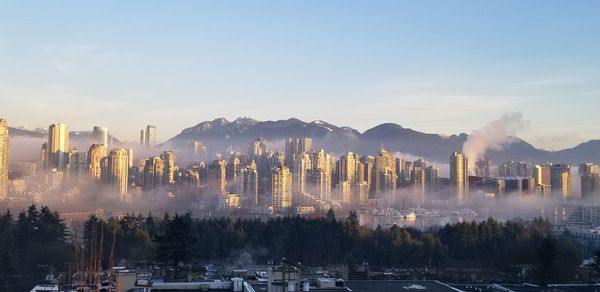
345, 280, 459, 292
451, 283, 600, 292
249, 282, 350, 292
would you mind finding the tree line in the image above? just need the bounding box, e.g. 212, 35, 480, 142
83, 209, 583, 283
0, 205, 73, 291
0, 206, 587, 288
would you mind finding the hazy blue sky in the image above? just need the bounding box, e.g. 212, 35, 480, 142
0, 1, 599, 149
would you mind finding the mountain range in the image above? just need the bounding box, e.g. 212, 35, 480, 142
165, 117, 600, 164
9, 118, 599, 164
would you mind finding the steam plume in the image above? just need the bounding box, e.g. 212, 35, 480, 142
462, 113, 527, 170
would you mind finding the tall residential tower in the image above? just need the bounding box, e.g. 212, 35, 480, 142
48, 123, 69, 170
107, 148, 129, 201
0, 119, 8, 200
92, 126, 109, 147
88, 144, 107, 180
450, 153, 469, 204
271, 166, 292, 211
144, 125, 157, 147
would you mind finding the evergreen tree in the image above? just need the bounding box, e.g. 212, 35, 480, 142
535, 236, 559, 285
326, 208, 336, 222
155, 213, 197, 265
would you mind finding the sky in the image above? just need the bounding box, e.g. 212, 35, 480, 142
0, 1, 599, 150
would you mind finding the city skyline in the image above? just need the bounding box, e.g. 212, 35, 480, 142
1, 1, 600, 150
2, 1, 600, 289
1, 113, 592, 215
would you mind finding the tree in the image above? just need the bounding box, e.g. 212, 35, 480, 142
326, 208, 336, 222
155, 213, 197, 265
145, 212, 157, 239
67, 210, 581, 283
346, 210, 359, 235
0, 210, 16, 275
535, 236, 559, 285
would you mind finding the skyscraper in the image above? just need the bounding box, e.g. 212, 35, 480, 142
126, 148, 134, 168
48, 123, 69, 170
498, 161, 532, 177
40, 143, 48, 170
226, 155, 240, 180
285, 137, 312, 167
67, 149, 88, 179
161, 151, 176, 184
272, 152, 285, 169
88, 144, 107, 180
293, 152, 311, 195
357, 181, 370, 206
475, 158, 493, 177
297, 137, 312, 154
181, 169, 200, 190
395, 158, 405, 185
92, 126, 109, 147
312, 149, 326, 170
144, 125, 157, 147
337, 152, 359, 204
580, 163, 599, 176
285, 138, 297, 167
580, 163, 599, 199
186, 141, 206, 162
338, 153, 358, 187
208, 159, 227, 195
533, 163, 552, 186
551, 164, 571, 199
0, 119, 8, 200
425, 165, 440, 194
310, 150, 333, 201
403, 160, 413, 181
374, 148, 397, 196
143, 156, 164, 190
581, 172, 600, 199
533, 164, 542, 185
46, 169, 64, 190
234, 166, 259, 206
140, 129, 145, 145
310, 169, 331, 201
107, 148, 129, 200
411, 161, 426, 203
360, 155, 374, 195
450, 152, 469, 204
271, 166, 292, 211
248, 138, 267, 160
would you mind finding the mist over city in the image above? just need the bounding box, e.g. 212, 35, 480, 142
2, 114, 594, 218
1, 1, 600, 291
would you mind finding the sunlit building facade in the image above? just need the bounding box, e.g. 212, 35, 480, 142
88, 143, 107, 180
48, 123, 69, 170
450, 152, 469, 204
551, 164, 572, 199
108, 148, 129, 200
374, 148, 397, 196
271, 166, 292, 211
